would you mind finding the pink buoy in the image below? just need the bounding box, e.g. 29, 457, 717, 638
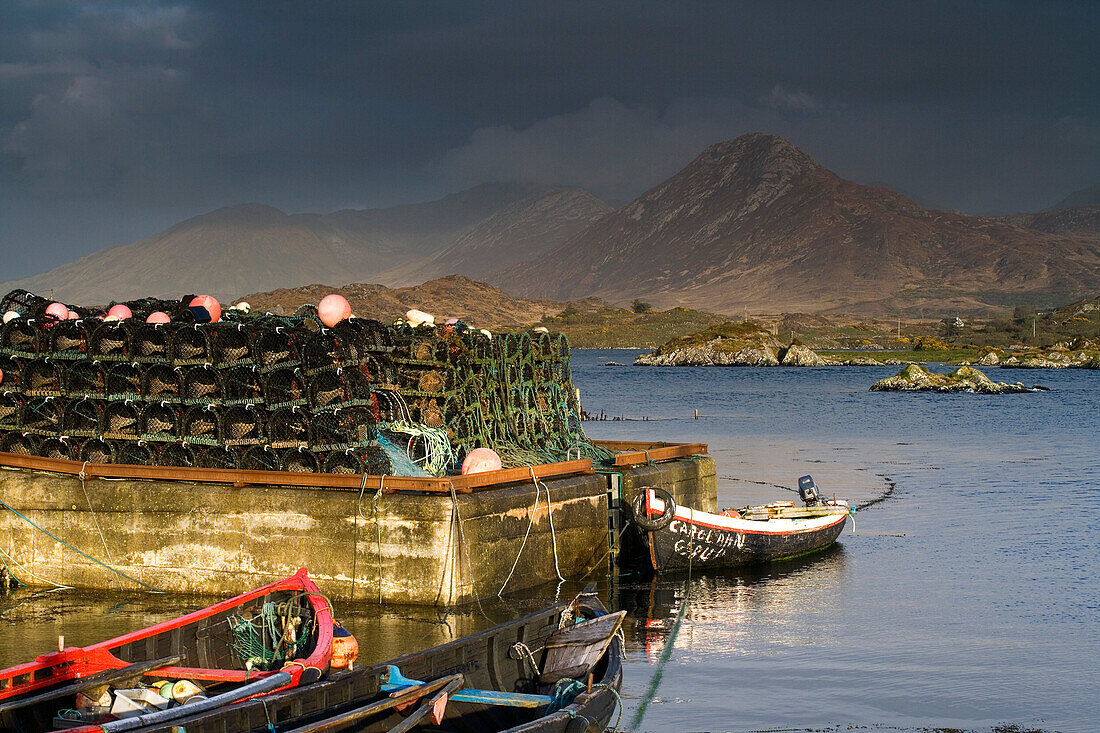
107, 304, 133, 320
461, 447, 503, 475
45, 302, 69, 320
189, 295, 221, 323
146, 311, 171, 324
0, 368, 4, 386
67, 310, 79, 320
317, 293, 351, 327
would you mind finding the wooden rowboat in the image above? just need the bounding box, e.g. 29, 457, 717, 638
631, 477, 850, 573
0, 568, 333, 732
90, 589, 624, 733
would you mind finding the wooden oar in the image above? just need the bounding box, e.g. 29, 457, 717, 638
383, 665, 553, 708
282, 674, 463, 733
0, 654, 183, 715
388, 676, 464, 733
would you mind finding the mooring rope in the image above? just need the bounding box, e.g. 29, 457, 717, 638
0, 500, 161, 592
77, 460, 113, 563
447, 480, 488, 617
497, 470, 544, 597
530, 466, 565, 583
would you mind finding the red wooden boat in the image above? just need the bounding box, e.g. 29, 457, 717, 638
631, 476, 850, 572
0, 568, 333, 732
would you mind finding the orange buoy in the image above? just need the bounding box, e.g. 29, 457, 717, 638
317, 294, 351, 327
461, 447, 502, 475
45, 302, 69, 320
330, 624, 359, 670
146, 311, 171, 324
107, 304, 133, 320
189, 295, 221, 323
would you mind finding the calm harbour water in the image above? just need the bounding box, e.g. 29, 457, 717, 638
3, 350, 1097, 732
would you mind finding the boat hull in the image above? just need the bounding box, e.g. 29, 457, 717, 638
639, 490, 848, 572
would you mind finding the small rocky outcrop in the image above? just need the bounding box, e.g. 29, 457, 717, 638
976, 351, 1000, 366
634, 321, 785, 366
780, 343, 839, 366
870, 365, 1036, 394
843, 355, 885, 366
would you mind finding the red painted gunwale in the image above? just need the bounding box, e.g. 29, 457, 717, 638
0, 568, 333, 702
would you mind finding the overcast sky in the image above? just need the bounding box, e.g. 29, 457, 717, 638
1, 1, 1097, 280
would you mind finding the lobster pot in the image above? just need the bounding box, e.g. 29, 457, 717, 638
182, 405, 222, 444
88, 322, 131, 360
62, 398, 104, 436
123, 295, 191, 321
0, 432, 39, 455
65, 361, 105, 397
195, 445, 238, 470
329, 321, 372, 365
140, 402, 180, 438
23, 360, 64, 396
40, 437, 77, 460
170, 325, 211, 364
310, 408, 357, 450
78, 437, 115, 464
300, 332, 338, 375
0, 394, 23, 429
267, 406, 310, 448
321, 450, 363, 474
373, 390, 404, 423
222, 365, 262, 403
361, 445, 391, 476
252, 329, 298, 371
279, 447, 318, 473
0, 289, 51, 319
48, 320, 90, 356
142, 363, 182, 400
340, 366, 374, 402
1, 318, 39, 356
211, 325, 253, 366
307, 370, 349, 409
156, 442, 196, 468
182, 366, 222, 403
239, 444, 279, 471
0, 355, 23, 390
221, 404, 264, 445
114, 440, 155, 466
262, 368, 306, 408
132, 323, 171, 362
105, 363, 142, 398
412, 397, 444, 429
21, 397, 62, 434
103, 401, 141, 438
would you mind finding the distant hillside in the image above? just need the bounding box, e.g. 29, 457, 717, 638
999, 205, 1100, 235
239, 274, 606, 331
1, 182, 563, 304
1051, 183, 1100, 210
378, 188, 611, 285
492, 134, 1100, 316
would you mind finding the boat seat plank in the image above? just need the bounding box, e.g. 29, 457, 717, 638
0, 654, 182, 715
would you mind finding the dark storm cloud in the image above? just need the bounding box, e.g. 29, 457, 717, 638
0, 1, 1097, 279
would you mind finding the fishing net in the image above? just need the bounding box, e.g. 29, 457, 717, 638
228, 595, 313, 671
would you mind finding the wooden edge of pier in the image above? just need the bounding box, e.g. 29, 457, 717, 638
0, 451, 593, 494
591, 440, 709, 466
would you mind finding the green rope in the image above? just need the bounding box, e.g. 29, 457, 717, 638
0, 500, 161, 592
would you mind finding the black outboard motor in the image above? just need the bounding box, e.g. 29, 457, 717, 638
798, 474, 821, 506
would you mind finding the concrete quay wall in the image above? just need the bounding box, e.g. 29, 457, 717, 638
0, 456, 717, 604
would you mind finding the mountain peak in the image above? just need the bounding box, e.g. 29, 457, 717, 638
701, 133, 820, 172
